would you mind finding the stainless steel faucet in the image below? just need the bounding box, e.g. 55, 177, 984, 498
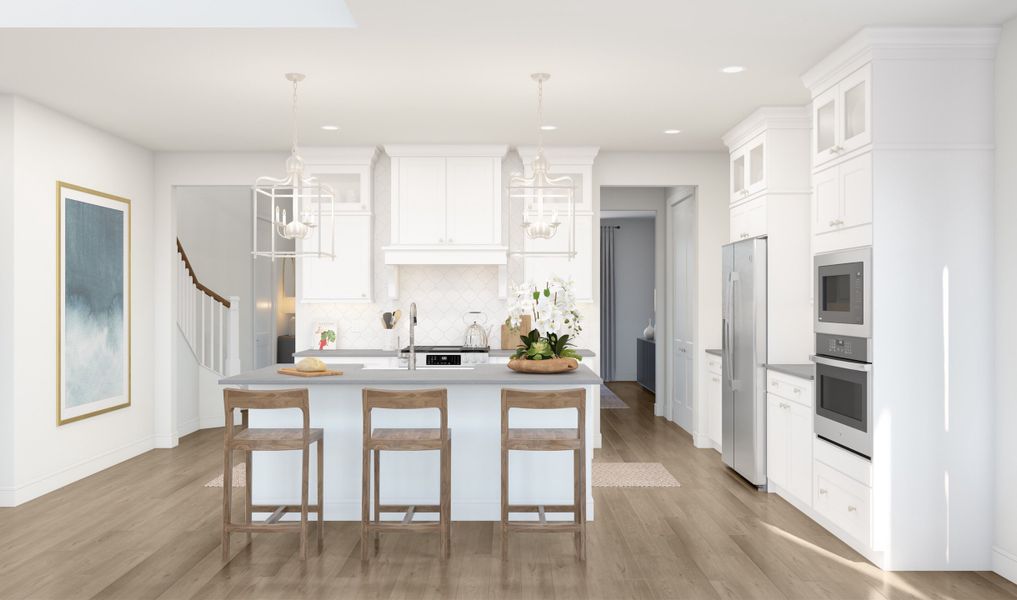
408, 302, 417, 370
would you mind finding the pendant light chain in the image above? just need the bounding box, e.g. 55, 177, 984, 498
536, 75, 544, 151
290, 76, 300, 157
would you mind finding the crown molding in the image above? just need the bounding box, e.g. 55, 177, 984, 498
802, 26, 1001, 95
300, 146, 378, 166
721, 106, 810, 150
516, 145, 600, 166
383, 144, 508, 158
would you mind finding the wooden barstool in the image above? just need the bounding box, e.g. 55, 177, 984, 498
221, 388, 324, 561
500, 387, 587, 561
361, 388, 451, 561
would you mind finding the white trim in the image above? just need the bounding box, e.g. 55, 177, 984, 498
721, 106, 811, 151
384, 144, 508, 158
382, 245, 508, 265
516, 145, 600, 166
177, 416, 200, 437
802, 26, 1001, 95
994, 546, 1017, 585
1, 436, 155, 506
300, 146, 378, 166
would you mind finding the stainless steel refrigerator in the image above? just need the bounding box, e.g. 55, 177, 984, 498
721, 236, 767, 487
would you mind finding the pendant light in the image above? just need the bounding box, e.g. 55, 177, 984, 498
252, 73, 336, 260
509, 73, 577, 258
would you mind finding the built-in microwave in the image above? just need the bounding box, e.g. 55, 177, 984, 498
815, 247, 872, 338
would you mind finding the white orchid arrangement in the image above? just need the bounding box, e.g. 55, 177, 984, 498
506, 278, 583, 361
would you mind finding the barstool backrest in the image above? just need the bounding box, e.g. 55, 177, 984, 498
500, 388, 587, 438
362, 388, 449, 444
223, 388, 311, 442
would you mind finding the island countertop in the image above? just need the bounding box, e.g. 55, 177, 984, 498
220, 362, 602, 386
293, 348, 597, 359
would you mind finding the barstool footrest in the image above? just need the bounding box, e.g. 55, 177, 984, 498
265, 506, 287, 524
226, 523, 303, 534
249, 504, 323, 513
505, 521, 583, 533
366, 521, 441, 532
507, 504, 578, 514
377, 504, 441, 513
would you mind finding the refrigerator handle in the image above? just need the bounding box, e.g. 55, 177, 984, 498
724, 272, 736, 380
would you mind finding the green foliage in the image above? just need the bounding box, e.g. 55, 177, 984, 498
510, 328, 583, 361
320, 330, 336, 343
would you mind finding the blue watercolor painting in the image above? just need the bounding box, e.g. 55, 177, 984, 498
63, 197, 125, 409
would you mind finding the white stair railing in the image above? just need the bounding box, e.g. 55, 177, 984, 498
176, 239, 240, 376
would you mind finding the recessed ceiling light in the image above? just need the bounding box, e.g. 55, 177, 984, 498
320, 124, 340, 131
540, 125, 558, 131
721, 66, 745, 74
663, 129, 682, 135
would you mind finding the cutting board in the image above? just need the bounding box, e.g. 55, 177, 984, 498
277, 368, 343, 377
500, 315, 532, 350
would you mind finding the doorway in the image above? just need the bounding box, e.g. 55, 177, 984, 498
669, 192, 696, 433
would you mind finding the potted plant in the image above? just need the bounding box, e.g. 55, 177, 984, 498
505, 278, 583, 373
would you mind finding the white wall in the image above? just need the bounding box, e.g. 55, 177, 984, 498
995, 15, 1017, 585
601, 215, 655, 380
175, 186, 254, 373
594, 152, 729, 437
4, 96, 155, 505
0, 97, 15, 503
175, 328, 200, 435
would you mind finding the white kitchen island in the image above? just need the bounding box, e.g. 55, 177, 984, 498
219, 363, 601, 522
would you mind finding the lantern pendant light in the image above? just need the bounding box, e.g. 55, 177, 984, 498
252, 73, 336, 261
508, 73, 577, 259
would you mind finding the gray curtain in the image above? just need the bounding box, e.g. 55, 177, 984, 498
600, 226, 616, 381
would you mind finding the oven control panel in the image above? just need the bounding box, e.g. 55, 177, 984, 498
425, 353, 462, 366
816, 333, 869, 362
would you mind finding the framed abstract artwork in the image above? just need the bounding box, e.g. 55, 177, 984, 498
57, 182, 131, 425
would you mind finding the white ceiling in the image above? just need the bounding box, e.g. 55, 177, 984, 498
0, 0, 1014, 152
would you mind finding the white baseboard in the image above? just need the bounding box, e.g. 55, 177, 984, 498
994, 546, 1017, 584
152, 434, 178, 449
5, 436, 154, 506
199, 415, 225, 429
177, 417, 200, 438
693, 431, 715, 449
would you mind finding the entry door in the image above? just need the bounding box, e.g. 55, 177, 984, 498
671, 197, 696, 432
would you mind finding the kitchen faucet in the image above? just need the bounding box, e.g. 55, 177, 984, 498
408, 302, 417, 370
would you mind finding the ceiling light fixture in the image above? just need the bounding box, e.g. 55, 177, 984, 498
540, 124, 558, 131
321, 124, 340, 131
721, 66, 746, 74
508, 73, 577, 259
664, 129, 682, 135
252, 73, 336, 261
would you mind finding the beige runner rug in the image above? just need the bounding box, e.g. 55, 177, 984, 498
592, 462, 680, 487
204, 462, 246, 488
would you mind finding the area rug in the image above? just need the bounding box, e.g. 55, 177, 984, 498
204, 462, 246, 488
600, 384, 629, 409
592, 462, 680, 487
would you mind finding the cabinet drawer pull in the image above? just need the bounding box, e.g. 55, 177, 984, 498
771, 381, 778, 387
711, 376, 719, 382
828, 220, 837, 227
847, 505, 857, 513
793, 388, 801, 395
819, 488, 828, 495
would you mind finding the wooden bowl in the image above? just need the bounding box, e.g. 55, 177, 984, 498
507, 357, 579, 374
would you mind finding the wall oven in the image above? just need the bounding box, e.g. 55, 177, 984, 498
815, 247, 872, 338
812, 333, 872, 458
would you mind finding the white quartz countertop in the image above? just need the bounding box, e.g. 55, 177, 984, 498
220, 362, 602, 386
293, 348, 596, 358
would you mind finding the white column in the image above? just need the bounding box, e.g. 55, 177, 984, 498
225, 296, 241, 375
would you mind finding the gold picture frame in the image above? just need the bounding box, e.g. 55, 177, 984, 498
56, 181, 132, 425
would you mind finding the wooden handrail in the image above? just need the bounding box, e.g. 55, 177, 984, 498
177, 238, 232, 308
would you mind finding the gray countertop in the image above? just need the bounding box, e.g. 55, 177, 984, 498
295, 348, 596, 358
705, 348, 722, 357
221, 363, 602, 386
766, 364, 815, 380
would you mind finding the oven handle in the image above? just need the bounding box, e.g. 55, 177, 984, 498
810, 355, 872, 372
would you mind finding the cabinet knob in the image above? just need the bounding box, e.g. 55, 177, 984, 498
847, 505, 857, 513
819, 488, 828, 495
771, 381, 778, 387
712, 376, 719, 382
828, 220, 837, 227
448, 238, 454, 243
438, 237, 445, 243
793, 388, 800, 395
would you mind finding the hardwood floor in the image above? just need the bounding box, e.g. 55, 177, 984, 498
1, 383, 1015, 599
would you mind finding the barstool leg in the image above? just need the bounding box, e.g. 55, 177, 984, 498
245, 450, 253, 545
361, 444, 370, 561
317, 438, 324, 553
500, 445, 509, 561
300, 445, 309, 561
575, 447, 586, 561
440, 439, 451, 559
373, 449, 380, 556
221, 446, 233, 561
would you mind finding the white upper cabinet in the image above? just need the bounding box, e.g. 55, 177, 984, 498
812, 64, 871, 168
728, 134, 765, 204
384, 145, 508, 265
723, 108, 810, 206
812, 153, 872, 252
729, 197, 766, 242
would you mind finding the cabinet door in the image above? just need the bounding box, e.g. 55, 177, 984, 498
729, 197, 766, 242
523, 214, 594, 301
813, 165, 840, 235
746, 135, 766, 196
299, 215, 372, 302
839, 153, 872, 230
766, 395, 788, 489
812, 86, 840, 167
395, 157, 446, 244
730, 147, 747, 203
839, 65, 872, 155
446, 157, 498, 245
708, 369, 722, 447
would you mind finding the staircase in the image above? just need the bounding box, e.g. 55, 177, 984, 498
177, 239, 239, 376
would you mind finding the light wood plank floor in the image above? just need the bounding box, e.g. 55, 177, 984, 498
1, 382, 1015, 599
